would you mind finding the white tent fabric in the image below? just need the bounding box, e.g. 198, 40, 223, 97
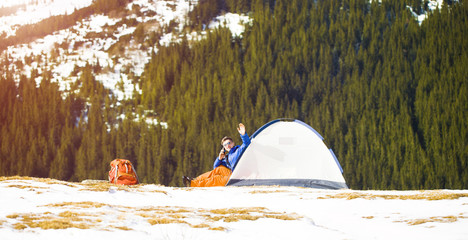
227, 119, 348, 189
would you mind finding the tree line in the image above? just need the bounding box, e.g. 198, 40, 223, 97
0, 0, 466, 189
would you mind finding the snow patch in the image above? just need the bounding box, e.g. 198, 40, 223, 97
208, 13, 252, 37
407, 0, 447, 25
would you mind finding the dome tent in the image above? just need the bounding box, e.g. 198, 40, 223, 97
226, 119, 348, 189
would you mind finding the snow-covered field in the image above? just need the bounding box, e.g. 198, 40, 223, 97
0, 177, 467, 240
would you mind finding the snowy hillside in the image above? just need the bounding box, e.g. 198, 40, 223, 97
0, 0, 93, 36
1, 0, 443, 103
0, 177, 467, 240
0, 0, 250, 102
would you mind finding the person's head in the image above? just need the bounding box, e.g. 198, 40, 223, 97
221, 136, 234, 151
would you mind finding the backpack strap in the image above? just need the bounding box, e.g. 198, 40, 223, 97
129, 161, 140, 184
114, 165, 119, 184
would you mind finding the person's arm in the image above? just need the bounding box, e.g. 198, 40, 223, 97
228, 123, 251, 168
240, 132, 251, 148
213, 157, 221, 169
238, 123, 251, 148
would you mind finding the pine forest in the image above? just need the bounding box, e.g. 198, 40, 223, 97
0, 0, 466, 189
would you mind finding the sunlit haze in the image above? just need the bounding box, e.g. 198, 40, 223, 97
0, 0, 93, 36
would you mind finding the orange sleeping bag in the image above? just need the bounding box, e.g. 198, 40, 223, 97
190, 166, 231, 187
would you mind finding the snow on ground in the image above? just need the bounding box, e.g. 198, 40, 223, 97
160, 12, 252, 46
0, 177, 467, 240
0, 0, 93, 37
407, 0, 445, 24
1, 0, 452, 100
208, 13, 252, 37
1, 0, 250, 102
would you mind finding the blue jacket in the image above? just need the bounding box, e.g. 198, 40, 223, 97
213, 133, 251, 171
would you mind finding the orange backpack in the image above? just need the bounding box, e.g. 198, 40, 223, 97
108, 159, 139, 185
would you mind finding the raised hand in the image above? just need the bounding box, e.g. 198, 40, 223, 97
237, 123, 246, 135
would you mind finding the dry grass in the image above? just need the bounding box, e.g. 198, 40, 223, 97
1, 177, 302, 232
396, 215, 462, 225
0, 176, 168, 195
78, 181, 168, 195
138, 206, 302, 231
265, 213, 301, 220
6, 214, 20, 219
5, 195, 303, 232
5, 205, 303, 232
7, 211, 94, 230
6, 184, 48, 190
191, 223, 227, 231
43, 201, 111, 209
209, 226, 227, 231
148, 218, 187, 225
13, 223, 28, 230
30, 219, 91, 230
209, 207, 267, 215
190, 223, 211, 228
136, 206, 193, 217
206, 207, 301, 223
138, 207, 192, 226
78, 182, 138, 192
112, 226, 133, 231
224, 214, 261, 222
318, 191, 468, 201
0, 176, 78, 188
4, 184, 48, 194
